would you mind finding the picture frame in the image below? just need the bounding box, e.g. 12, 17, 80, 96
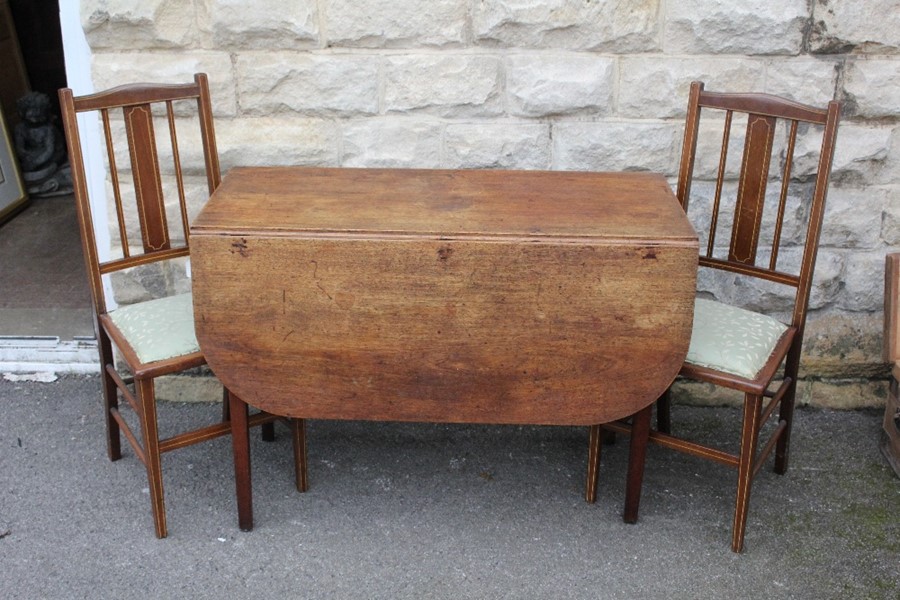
0, 106, 28, 224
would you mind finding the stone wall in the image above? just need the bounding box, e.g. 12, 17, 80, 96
78, 0, 900, 407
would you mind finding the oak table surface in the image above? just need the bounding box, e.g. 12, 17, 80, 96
190, 166, 698, 426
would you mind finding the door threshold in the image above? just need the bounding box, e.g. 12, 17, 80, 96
0, 336, 100, 374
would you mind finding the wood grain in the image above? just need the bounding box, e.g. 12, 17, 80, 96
191, 167, 698, 426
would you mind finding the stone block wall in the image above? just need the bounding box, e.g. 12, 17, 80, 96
78, 0, 900, 407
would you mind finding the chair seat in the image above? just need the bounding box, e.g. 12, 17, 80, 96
107, 293, 200, 364
685, 298, 789, 380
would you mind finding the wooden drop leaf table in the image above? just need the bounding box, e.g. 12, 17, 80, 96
189, 166, 699, 530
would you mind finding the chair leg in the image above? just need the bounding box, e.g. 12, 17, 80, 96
136, 377, 167, 539
98, 332, 121, 461
229, 390, 254, 532
221, 384, 230, 422
261, 421, 276, 442
585, 424, 602, 504
624, 404, 652, 524
292, 419, 309, 493
776, 346, 803, 475
656, 388, 672, 434
732, 393, 764, 553
774, 378, 797, 475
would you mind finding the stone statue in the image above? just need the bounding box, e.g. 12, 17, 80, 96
13, 91, 71, 196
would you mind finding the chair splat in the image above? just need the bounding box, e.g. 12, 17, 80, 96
730, 113, 776, 266
123, 102, 170, 253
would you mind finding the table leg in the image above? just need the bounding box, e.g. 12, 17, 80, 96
229, 390, 253, 531
624, 403, 652, 523
584, 424, 602, 503
292, 418, 309, 493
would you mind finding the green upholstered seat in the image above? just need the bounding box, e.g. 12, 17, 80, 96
107, 293, 200, 364
685, 298, 789, 380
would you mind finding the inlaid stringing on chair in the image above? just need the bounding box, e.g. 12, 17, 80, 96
59, 73, 308, 538
592, 81, 841, 552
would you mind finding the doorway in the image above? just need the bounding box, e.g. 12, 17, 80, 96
0, 0, 92, 342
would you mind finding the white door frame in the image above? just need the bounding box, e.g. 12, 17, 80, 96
59, 0, 115, 307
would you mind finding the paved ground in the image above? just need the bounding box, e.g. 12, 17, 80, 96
0, 193, 93, 340
1, 374, 897, 599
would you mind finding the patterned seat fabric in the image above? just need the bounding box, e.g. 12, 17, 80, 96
107, 293, 200, 364
686, 297, 789, 380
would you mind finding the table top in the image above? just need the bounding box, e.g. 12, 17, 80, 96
192, 166, 697, 246
191, 166, 698, 425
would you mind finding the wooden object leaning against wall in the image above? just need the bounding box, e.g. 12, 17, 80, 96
882, 253, 900, 477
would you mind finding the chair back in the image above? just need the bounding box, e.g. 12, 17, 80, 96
59, 73, 221, 316
676, 81, 840, 337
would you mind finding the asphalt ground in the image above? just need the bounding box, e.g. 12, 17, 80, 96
1, 374, 897, 599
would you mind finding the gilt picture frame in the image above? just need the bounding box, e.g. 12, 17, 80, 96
0, 107, 28, 224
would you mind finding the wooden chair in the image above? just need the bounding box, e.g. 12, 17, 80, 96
593, 81, 841, 552
883, 254, 900, 477
58, 74, 307, 538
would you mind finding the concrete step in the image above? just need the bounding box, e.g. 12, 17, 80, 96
0, 336, 100, 374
